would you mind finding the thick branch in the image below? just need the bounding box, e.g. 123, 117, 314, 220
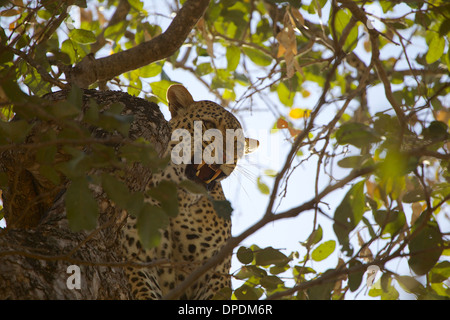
67, 0, 210, 88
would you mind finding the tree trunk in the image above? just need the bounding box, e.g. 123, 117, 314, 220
0, 90, 170, 299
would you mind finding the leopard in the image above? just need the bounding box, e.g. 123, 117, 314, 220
120, 84, 258, 300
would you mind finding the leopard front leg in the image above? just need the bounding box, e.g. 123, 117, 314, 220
121, 215, 172, 300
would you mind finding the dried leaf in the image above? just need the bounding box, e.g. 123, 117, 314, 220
276, 118, 289, 129
80, 8, 93, 23
290, 7, 305, 26
197, 18, 215, 58
411, 202, 423, 225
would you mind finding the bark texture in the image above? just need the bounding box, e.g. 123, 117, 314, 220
0, 90, 170, 299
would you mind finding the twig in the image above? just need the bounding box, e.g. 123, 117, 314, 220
67, 0, 211, 88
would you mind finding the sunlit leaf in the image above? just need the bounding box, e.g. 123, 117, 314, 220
139, 63, 162, 78
257, 176, 270, 195
69, 29, 96, 44
242, 46, 272, 66
137, 204, 168, 248
149, 80, 176, 104
65, 177, 98, 231
430, 261, 450, 283
226, 46, 240, 71
426, 34, 445, 64
311, 240, 336, 261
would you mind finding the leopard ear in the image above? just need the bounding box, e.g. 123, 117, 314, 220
245, 138, 259, 154
166, 84, 195, 118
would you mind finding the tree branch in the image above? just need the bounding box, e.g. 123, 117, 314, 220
90, 0, 131, 55
162, 160, 375, 299
67, 0, 210, 88
337, 0, 407, 128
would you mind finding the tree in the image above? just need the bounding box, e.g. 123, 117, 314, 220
0, 0, 449, 300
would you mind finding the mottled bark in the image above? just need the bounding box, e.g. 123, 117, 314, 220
0, 90, 170, 299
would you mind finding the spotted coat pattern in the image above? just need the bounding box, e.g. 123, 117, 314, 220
120, 85, 257, 299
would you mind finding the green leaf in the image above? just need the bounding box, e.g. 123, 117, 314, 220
195, 62, 213, 76
260, 275, 284, 291
426, 35, 445, 64
234, 284, 263, 300
234, 265, 267, 280
276, 82, 295, 107
263, 169, 278, 177
211, 199, 233, 220
333, 180, 365, 256
306, 270, 334, 300
395, 275, 426, 297
96, 102, 133, 136
119, 141, 164, 168
178, 179, 207, 195
139, 63, 162, 78
257, 176, 270, 195
337, 155, 373, 169
422, 121, 449, 142
146, 180, 179, 217
379, 150, 419, 179
212, 287, 232, 300
402, 188, 426, 203
69, 29, 96, 44
374, 210, 406, 237
39, 164, 60, 185
242, 46, 272, 66
65, 177, 99, 231
254, 247, 290, 267
293, 265, 316, 277
127, 0, 144, 11
430, 261, 450, 283
61, 39, 77, 63
137, 204, 168, 249
0, 119, 32, 143
332, 9, 358, 51
302, 225, 323, 248
311, 240, 336, 262
237, 246, 254, 264
67, 85, 84, 107
104, 21, 126, 42
101, 174, 131, 209
348, 260, 364, 292
226, 46, 240, 71
408, 220, 443, 275
336, 122, 381, 148
369, 274, 399, 300
337, 156, 363, 169
150, 80, 177, 105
